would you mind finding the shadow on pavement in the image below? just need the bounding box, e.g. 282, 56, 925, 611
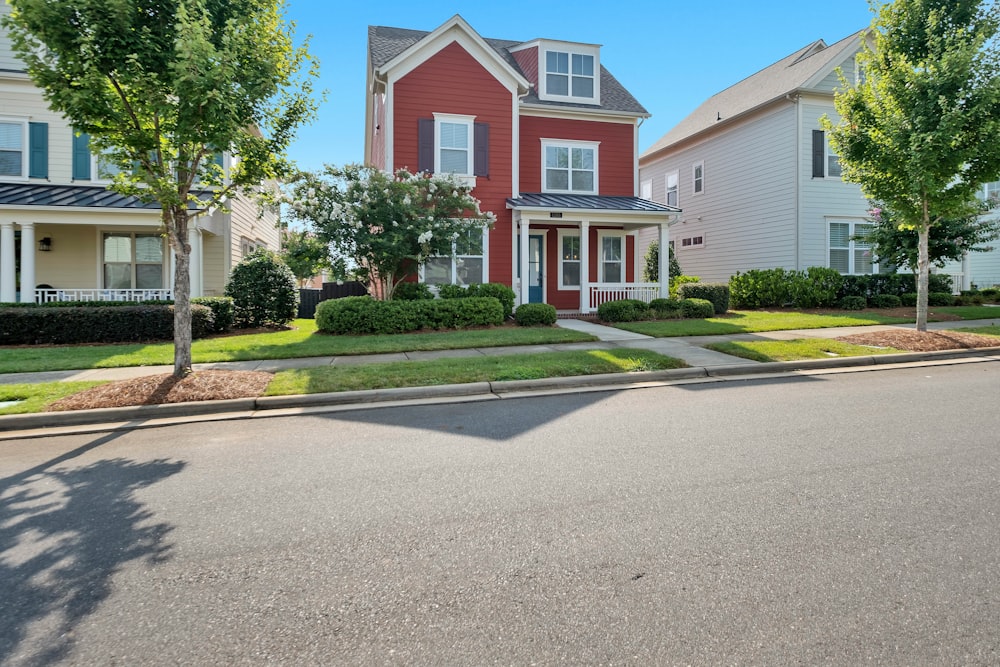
0, 431, 185, 666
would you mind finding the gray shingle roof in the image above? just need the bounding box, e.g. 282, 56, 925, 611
0, 183, 209, 209
642, 31, 864, 157
368, 24, 648, 116
507, 193, 678, 213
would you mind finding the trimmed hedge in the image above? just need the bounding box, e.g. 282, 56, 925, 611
514, 303, 557, 326
839, 296, 867, 310
928, 292, 955, 306
439, 283, 517, 319
393, 282, 434, 301
677, 282, 730, 314
597, 299, 650, 323
649, 298, 683, 319
869, 294, 901, 309
839, 273, 954, 299
191, 296, 234, 332
315, 296, 503, 335
0, 304, 214, 345
680, 298, 715, 319
733, 268, 955, 309
901, 293, 918, 307
669, 275, 701, 299
729, 269, 794, 308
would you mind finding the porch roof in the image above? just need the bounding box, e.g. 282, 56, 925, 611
506, 193, 680, 214
0, 183, 210, 210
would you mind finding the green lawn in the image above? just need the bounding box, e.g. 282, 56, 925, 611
953, 325, 1000, 337
705, 339, 907, 363
0, 381, 105, 415
0, 320, 596, 374
266, 348, 685, 395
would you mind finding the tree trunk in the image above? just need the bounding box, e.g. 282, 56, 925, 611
170, 208, 194, 377
916, 221, 930, 332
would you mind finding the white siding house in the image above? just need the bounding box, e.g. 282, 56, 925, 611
640, 32, 1000, 290
0, 3, 280, 304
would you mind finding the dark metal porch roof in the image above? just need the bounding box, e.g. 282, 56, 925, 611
0, 183, 210, 210
506, 193, 680, 213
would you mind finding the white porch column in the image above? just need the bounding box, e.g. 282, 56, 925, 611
188, 226, 203, 297
0, 221, 15, 303
658, 222, 670, 299
19, 222, 35, 303
579, 220, 590, 312
961, 252, 971, 291
519, 217, 530, 306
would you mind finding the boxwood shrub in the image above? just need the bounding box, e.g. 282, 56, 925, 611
0, 304, 214, 345
315, 296, 503, 334
839, 296, 867, 310
729, 269, 793, 308
597, 299, 650, 323
225, 249, 298, 328
514, 303, 557, 326
869, 294, 901, 309
680, 298, 715, 319
928, 292, 955, 306
677, 282, 730, 314
394, 282, 434, 300
649, 298, 683, 319
901, 293, 918, 307
439, 283, 517, 319
192, 296, 234, 332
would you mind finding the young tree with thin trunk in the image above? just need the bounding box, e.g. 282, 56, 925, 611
3, 0, 317, 375
824, 0, 1000, 330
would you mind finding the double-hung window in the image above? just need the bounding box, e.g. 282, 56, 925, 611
829, 221, 875, 274
538, 43, 600, 103
103, 232, 165, 289
559, 230, 581, 289
423, 228, 487, 286
599, 232, 624, 283
692, 162, 704, 195
433, 113, 473, 177
542, 140, 598, 194
665, 171, 679, 207
0, 120, 26, 178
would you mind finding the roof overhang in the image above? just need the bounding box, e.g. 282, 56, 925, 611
520, 103, 648, 123
507, 193, 679, 225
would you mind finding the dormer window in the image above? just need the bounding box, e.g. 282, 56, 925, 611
535, 41, 600, 104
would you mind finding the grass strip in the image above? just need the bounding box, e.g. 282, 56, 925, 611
951, 325, 1000, 338
0, 320, 596, 374
266, 348, 686, 395
705, 338, 907, 362
0, 381, 106, 415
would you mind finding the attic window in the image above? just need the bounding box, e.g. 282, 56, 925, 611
538, 43, 600, 104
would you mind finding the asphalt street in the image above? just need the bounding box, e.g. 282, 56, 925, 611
1, 362, 999, 665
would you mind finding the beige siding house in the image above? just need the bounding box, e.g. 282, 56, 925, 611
639, 31, 1000, 290
0, 3, 279, 304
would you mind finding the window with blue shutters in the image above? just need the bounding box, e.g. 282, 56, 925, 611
28, 122, 48, 179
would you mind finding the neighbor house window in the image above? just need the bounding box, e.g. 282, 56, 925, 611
542, 140, 598, 194
982, 180, 1000, 200
812, 130, 841, 178
692, 162, 704, 194
0, 120, 26, 178
241, 236, 265, 258
559, 230, 581, 289
423, 228, 487, 286
829, 221, 875, 274
599, 232, 624, 283
103, 232, 165, 289
434, 113, 474, 176
640, 179, 652, 200
665, 171, 679, 207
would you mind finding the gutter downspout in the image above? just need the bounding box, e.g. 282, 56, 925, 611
788, 92, 801, 271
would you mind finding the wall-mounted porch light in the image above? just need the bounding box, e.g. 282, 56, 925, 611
38, 237, 52, 252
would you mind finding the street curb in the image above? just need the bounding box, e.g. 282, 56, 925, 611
1, 347, 998, 437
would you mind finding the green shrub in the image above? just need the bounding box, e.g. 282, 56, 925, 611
678, 282, 730, 314
839, 296, 867, 310
192, 296, 234, 332
393, 282, 434, 300
928, 292, 955, 306
514, 303, 557, 326
0, 304, 213, 345
315, 296, 502, 335
466, 283, 516, 319
225, 249, 298, 328
901, 293, 918, 307
435, 284, 467, 300
980, 287, 999, 302
669, 275, 700, 299
597, 299, 650, 323
729, 268, 794, 308
649, 298, 683, 319
954, 293, 985, 305
680, 298, 715, 319
642, 240, 683, 282
869, 294, 902, 309
790, 267, 843, 308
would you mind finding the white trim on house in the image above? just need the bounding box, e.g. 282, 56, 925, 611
540, 138, 600, 195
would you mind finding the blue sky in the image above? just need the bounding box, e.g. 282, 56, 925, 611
283, 0, 877, 172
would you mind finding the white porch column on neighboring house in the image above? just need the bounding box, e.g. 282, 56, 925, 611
19, 222, 35, 303
519, 217, 530, 306
0, 221, 15, 303
962, 252, 972, 291
188, 226, 203, 298
579, 220, 590, 312
658, 222, 670, 299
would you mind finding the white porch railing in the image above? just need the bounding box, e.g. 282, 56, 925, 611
937, 273, 964, 295
35, 288, 174, 303
588, 282, 661, 311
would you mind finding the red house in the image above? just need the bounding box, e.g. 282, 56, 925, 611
365, 15, 678, 312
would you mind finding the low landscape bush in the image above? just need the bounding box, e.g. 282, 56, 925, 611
928, 292, 955, 306
678, 282, 730, 314
191, 296, 234, 332
0, 304, 214, 345
901, 292, 918, 307
839, 296, 867, 310
597, 299, 650, 323
669, 275, 701, 299
729, 269, 793, 308
680, 298, 715, 319
869, 294, 901, 309
225, 249, 298, 328
393, 282, 434, 300
440, 283, 516, 319
649, 298, 683, 319
315, 295, 503, 334
514, 303, 557, 326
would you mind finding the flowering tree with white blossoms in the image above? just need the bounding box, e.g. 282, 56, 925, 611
286, 164, 495, 300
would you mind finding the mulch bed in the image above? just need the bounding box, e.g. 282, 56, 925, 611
836, 330, 1000, 352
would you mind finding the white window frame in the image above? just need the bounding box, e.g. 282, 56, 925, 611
665, 171, 679, 207
537, 42, 600, 104
597, 230, 626, 283
827, 143, 842, 179
982, 180, 999, 200
0, 117, 29, 180
680, 234, 705, 249
692, 161, 704, 195
828, 220, 877, 275
557, 228, 582, 290
541, 139, 599, 195
640, 178, 652, 201
91, 150, 132, 183
102, 231, 168, 289
433, 112, 474, 179
419, 227, 489, 287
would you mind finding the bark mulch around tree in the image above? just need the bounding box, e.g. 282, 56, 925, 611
836, 330, 1000, 353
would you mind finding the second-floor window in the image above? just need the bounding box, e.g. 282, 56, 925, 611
546, 51, 595, 99
542, 140, 598, 194
0, 121, 25, 177
693, 162, 704, 194
665, 171, 679, 207
812, 130, 842, 178
436, 115, 473, 175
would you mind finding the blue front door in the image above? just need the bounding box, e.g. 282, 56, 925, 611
528, 235, 543, 303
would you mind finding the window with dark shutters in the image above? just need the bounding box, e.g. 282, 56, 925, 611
72, 131, 91, 180
418, 117, 489, 177
473, 122, 488, 177
812, 130, 826, 178
417, 118, 434, 173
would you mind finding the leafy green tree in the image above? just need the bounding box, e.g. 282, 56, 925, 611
3, 0, 318, 375
824, 0, 1000, 330
641, 240, 682, 282
280, 229, 329, 287
286, 165, 495, 300
862, 202, 999, 273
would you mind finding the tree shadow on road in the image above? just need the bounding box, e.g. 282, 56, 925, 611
0, 432, 185, 666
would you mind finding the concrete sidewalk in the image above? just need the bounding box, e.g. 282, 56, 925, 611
1, 317, 997, 386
